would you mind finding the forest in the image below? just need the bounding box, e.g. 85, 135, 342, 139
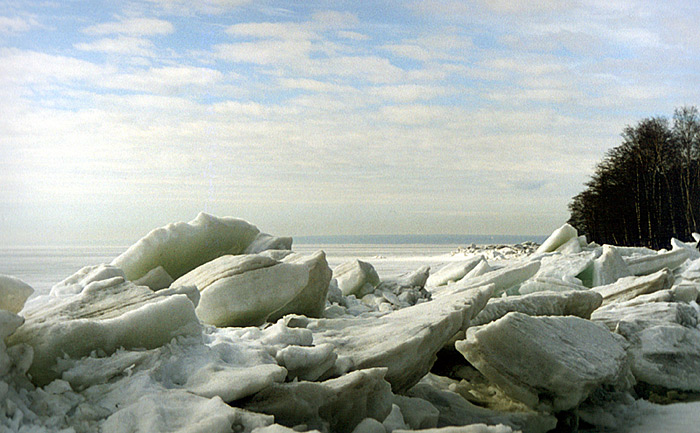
568, 106, 700, 249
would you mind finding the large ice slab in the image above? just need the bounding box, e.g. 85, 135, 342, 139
535, 223, 578, 254
7, 276, 202, 385
623, 247, 690, 276
334, 259, 380, 297
102, 391, 271, 433
456, 312, 631, 412
306, 285, 494, 392
617, 321, 700, 392
112, 213, 288, 281
592, 269, 673, 305
243, 368, 394, 433
590, 245, 631, 287
427, 256, 484, 287
0, 274, 34, 313
447, 261, 541, 297
470, 290, 603, 327
173, 252, 330, 327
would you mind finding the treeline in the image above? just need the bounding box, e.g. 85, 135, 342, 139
568, 106, 700, 249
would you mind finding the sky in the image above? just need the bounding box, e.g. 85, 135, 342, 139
2, 0, 700, 245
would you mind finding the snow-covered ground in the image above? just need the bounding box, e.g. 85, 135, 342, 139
3, 213, 700, 433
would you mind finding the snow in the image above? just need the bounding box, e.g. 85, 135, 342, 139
4, 214, 700, 432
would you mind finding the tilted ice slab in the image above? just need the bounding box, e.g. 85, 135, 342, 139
617, 320, 700, 392
172, 251, 331, 327
427, 256, 485, 287
518, 276, 588, 295
112, 212, 291, 282
446, 261, 541, 297
592, 268, 673, 306
623, 247, 690, 276
244, 367, 394, 433
534, 223, 578, 254
0, 274, 34, 313
303, 285, 494, 393
592, 301, 699, 332
534, 251, 595, 287
456, 312, 631, 412
7, 275, 202, 385
470, 290, 603, 327
333, 259, 380, 297
590, 245, 631, 287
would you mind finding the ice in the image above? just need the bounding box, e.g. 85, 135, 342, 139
112, 212, 285, 282
383, 404, 410, 432
0, 274, 34, 313
243, 368, 394, 433
623, 247, 690, 276
427, 256, 485, 287
406, 374, 556, 433
592, 269, 673, 305
49, 263, 126, 296
590, 245, 631, 287
534, 223, 578, 254
133, 265, 174, 290
334, 259, 380, 297
394, 425, 518, 433
8, 275, 201, 385
518, 276, 587, 294
102, 391, 270, 433
392, 394, 440, 429
352, 418, 386, 433
172, 252, 330, 327
447, 261, 541, 296
306, 285, 494, 392
470, 290, 602, 327
456, 312, 631, 412
11, 217, 700, 432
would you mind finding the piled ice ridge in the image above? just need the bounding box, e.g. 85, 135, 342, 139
4, 215, 700, 432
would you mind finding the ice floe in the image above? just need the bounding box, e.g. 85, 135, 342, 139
4, 218, 700, 432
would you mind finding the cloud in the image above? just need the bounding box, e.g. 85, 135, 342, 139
337, 30, 370, 41
213, 39, 313, 65
84, 17, 174, 36
0, 16, 39, 34
311, 11, 359, 28
0, 48, 112, 84
372, 84, 448, 102
104, 66, 224, 93
75, 36, 156, 56
143, 0, 254, 15
225, 22, 317, 40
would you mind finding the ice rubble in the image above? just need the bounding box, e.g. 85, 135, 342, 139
5, 216, 700, 432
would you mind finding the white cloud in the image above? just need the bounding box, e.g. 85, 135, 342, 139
372, 84, 448, 102
0, 16, 39, 34
279, 78, 355, 93
144, 0, 253, 15
104, 66, 224, 93
84, 17, 174, 36
213, 39, 313, 65
337, 30, 370, 41
0, 48, 112, 84
225, 22, 317, 40
75, 36, 155, 56
311, 11, 359, 29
